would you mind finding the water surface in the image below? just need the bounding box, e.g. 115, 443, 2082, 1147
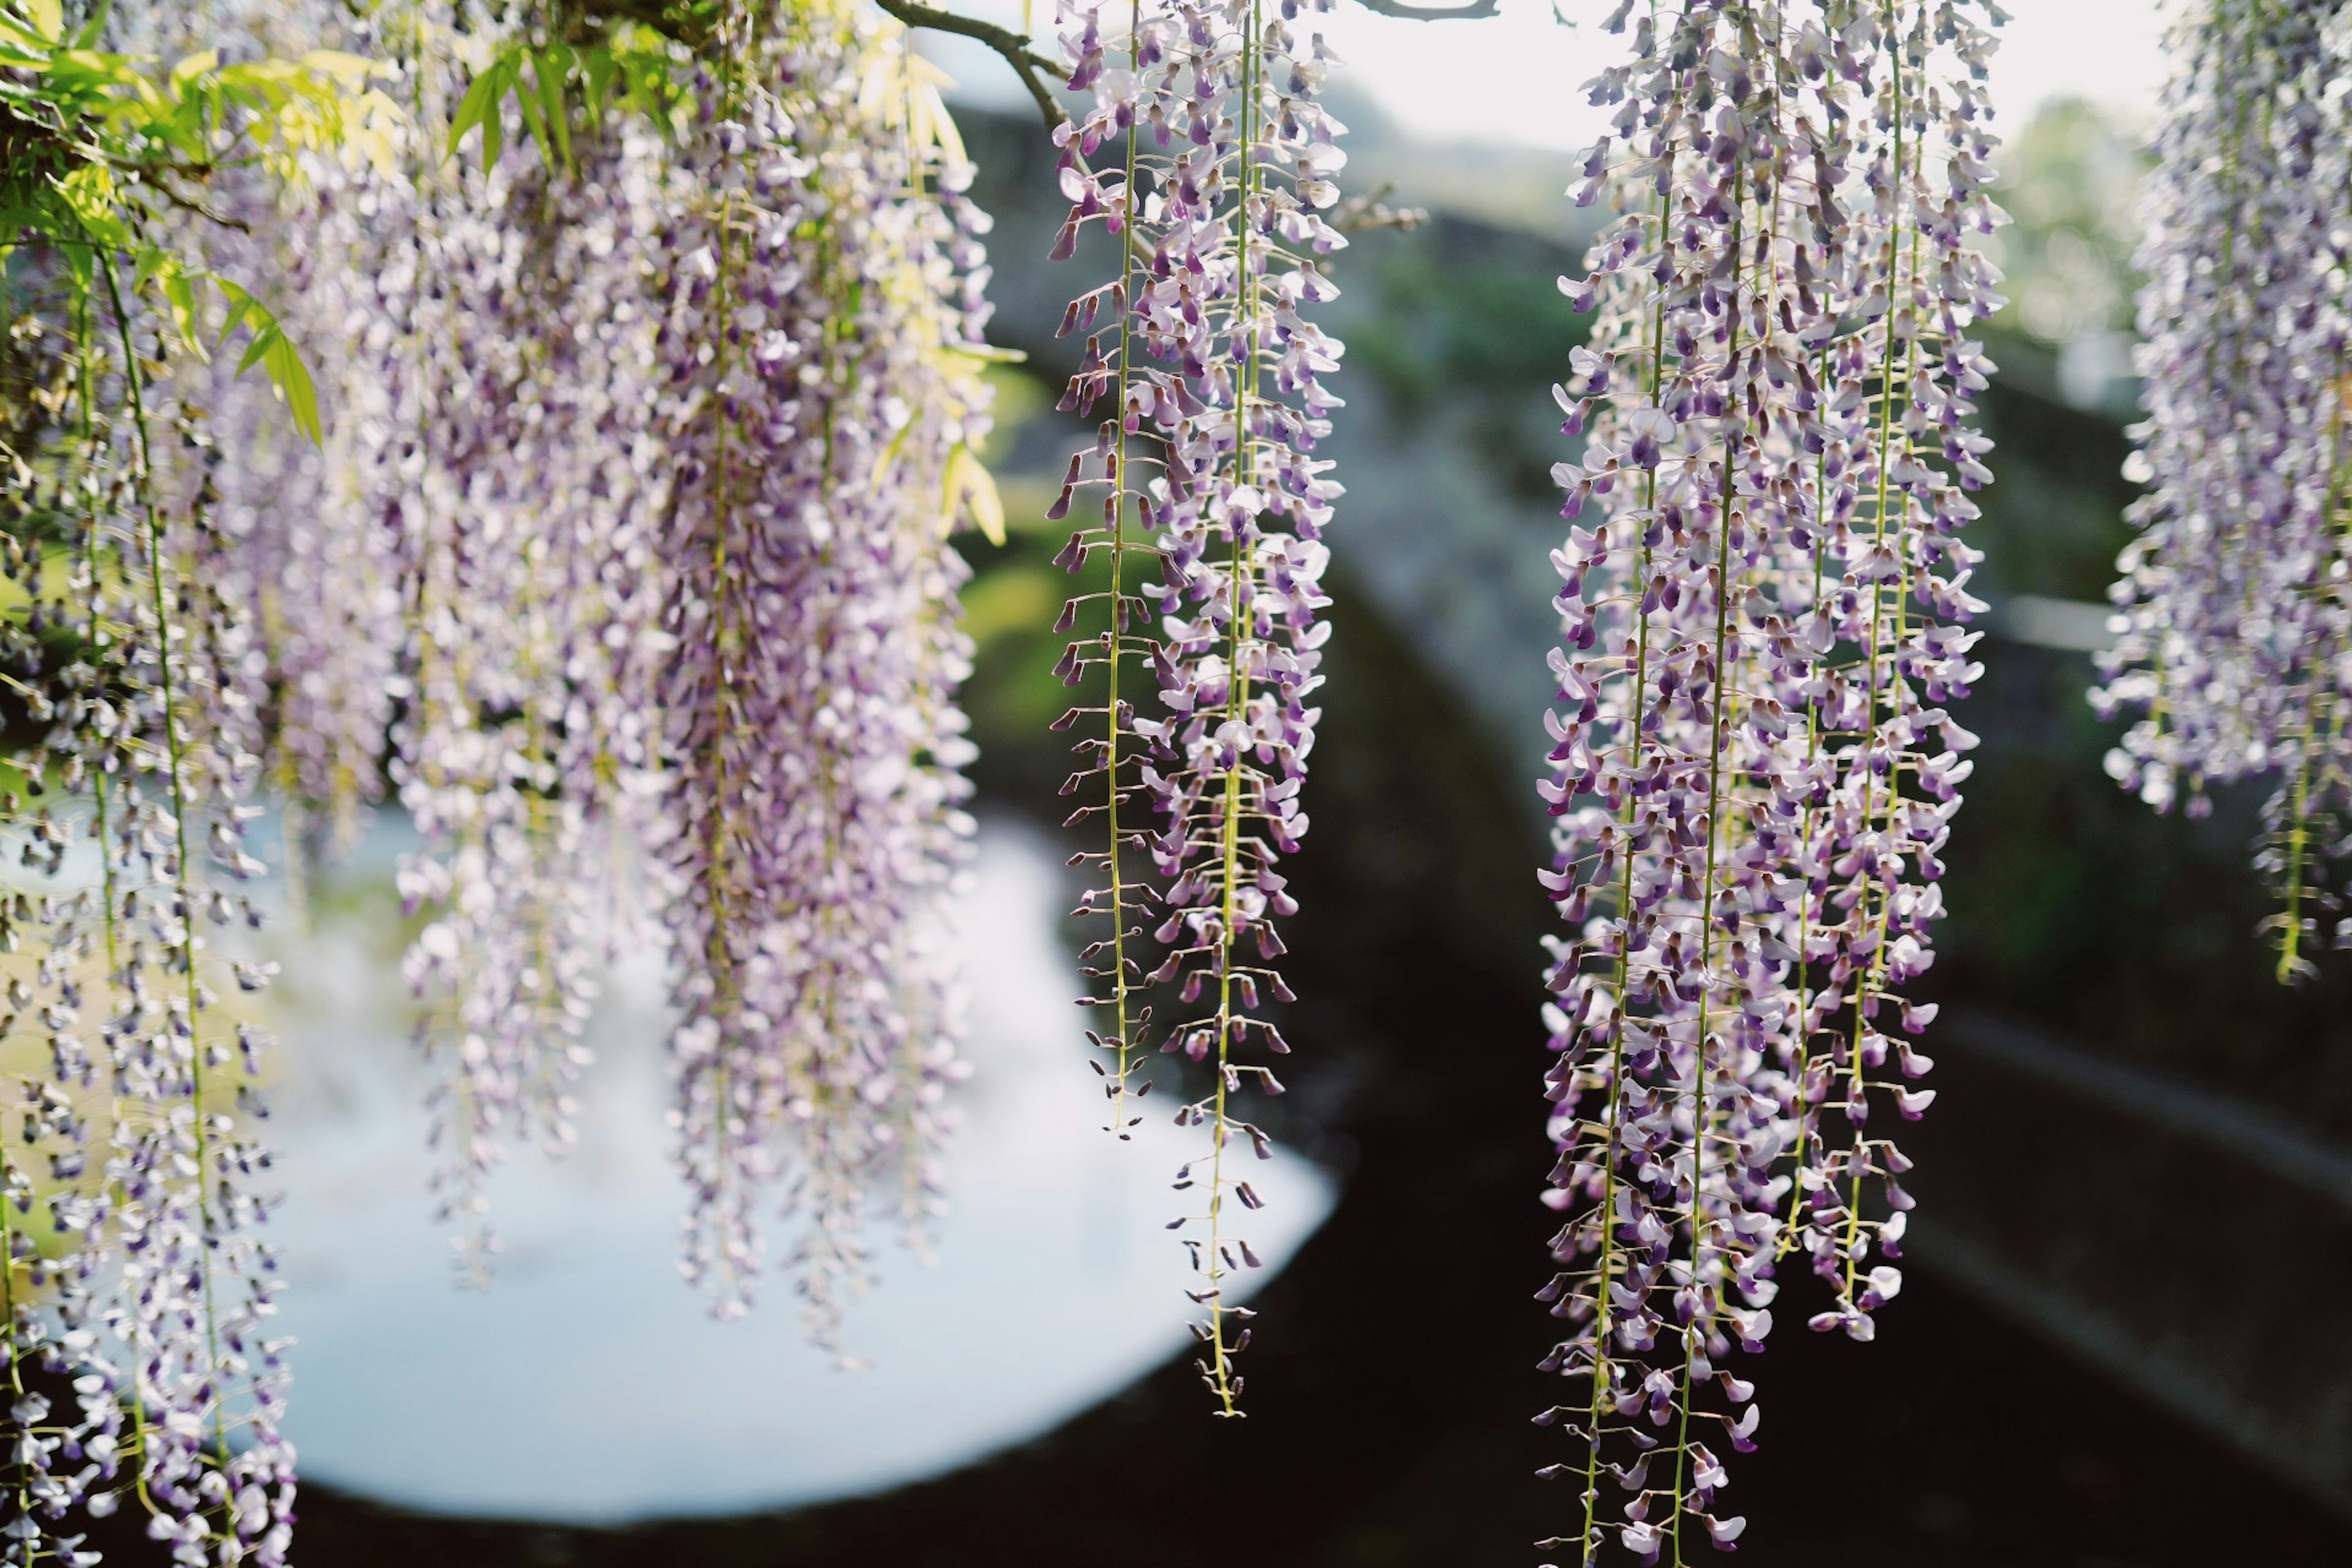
257, 821, 1335, 1522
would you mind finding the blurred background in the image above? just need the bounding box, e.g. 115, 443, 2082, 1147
77, 1, 2352, 1563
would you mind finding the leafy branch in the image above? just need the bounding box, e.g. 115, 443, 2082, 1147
552, 0, 1496, 138
565, 0, 1066, 129
859, 0, 1496, 129
1, 0, 396, 440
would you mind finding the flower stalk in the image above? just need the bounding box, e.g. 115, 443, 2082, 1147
1536, 4, 2003, 1557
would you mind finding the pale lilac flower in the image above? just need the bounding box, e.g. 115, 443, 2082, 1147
1536, 4, 2003, 1557
2096, 0, 2352, 982
654, 10, 986, 1340
1050, 0, 1347, 1411
0, 0, 995, 1556
0, 251, 294, 1564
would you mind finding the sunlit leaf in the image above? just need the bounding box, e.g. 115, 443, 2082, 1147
157, 265, 209, 364
536, 46, 572, 167
946, 445, 1006, 545
446, 53, 510, 168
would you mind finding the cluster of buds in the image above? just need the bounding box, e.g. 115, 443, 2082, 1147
2096, 0, 2352, 983
1047, 0, 1348, 1411
1535, 3, 2003, 1559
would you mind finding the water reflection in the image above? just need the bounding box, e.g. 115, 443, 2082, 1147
256, 820, 1335, 1522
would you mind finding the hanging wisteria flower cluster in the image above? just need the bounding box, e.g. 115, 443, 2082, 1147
2095, 0, 2352, 984
242, 0, 994, 1332
1046, 0, 1348, 1411
649, 1, 990, 1336
39, 0, 2352, 1559
0, 241, 295, 1566
211, 19, 648, 1270
0, 9, 392, 1559
1534, 2, 2002, 1558
0, 0, 995, 1555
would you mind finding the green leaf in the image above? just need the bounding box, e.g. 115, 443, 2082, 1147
296, 48, 381, 85
581, 45, 616, 123
445, 53, 510, 168
214, 275, 262, 345
168, 48, 218, 88
535, 45, 571, 168
214, 279, 320, 445
944, 445, 1006, 545
274, 343, 321, 445
508, 60, 551, 165
241, 325, 320, 445
157, 266, 208, 363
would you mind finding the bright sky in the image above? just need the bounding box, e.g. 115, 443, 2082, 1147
929, 0, 2171, 150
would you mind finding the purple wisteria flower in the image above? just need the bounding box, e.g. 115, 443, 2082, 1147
1536, 3, 2002, 1559
209, 2, 992, 1340
2096, 0, 2352, 982
0, 260, 293, 1565
211, 165, 406, 859
654, 6, 987, 1341
1049, 0, 1347, 1412
209, 8, 669, 1275
0, 0, 988, 1556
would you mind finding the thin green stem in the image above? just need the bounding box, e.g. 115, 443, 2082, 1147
1101, 0, 1145, 1133
1575, 129, 1674, 1561
74, 290, 120, 980
1671, 148, 1743, 1568
1844, 0, 1909, 1304
98, 247, 233, 1532
1204, 0, 1265, 1417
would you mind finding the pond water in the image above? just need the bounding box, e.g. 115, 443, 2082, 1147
249, 820, 1335, 1523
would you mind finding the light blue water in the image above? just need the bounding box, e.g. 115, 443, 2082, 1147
256, 821, 1336, 1523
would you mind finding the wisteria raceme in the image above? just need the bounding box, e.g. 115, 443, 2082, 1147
1536, 2, 2001, 1558
379, 24, 694, 1268
0, 0, 959, 1558
387, 131, 650, 1271
206, 1, 656, 1273
0, 262, 293, 1565
2096, 0, 2352, 981
1049, 0, 1346, 1411
654, 4, 987, 1339
211, 164, 407, 860
206, 0, 992, 1318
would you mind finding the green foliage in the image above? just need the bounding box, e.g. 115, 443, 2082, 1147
1992, 96, 2149, 349
446, 28, 674, 170
441, 2, 730, 172
0, 0, 398, 439
1346, 217, 1589, 503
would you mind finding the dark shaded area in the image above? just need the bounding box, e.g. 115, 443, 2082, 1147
1907, 1010, 2352, 1509
1934, 628, 2352, 1145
